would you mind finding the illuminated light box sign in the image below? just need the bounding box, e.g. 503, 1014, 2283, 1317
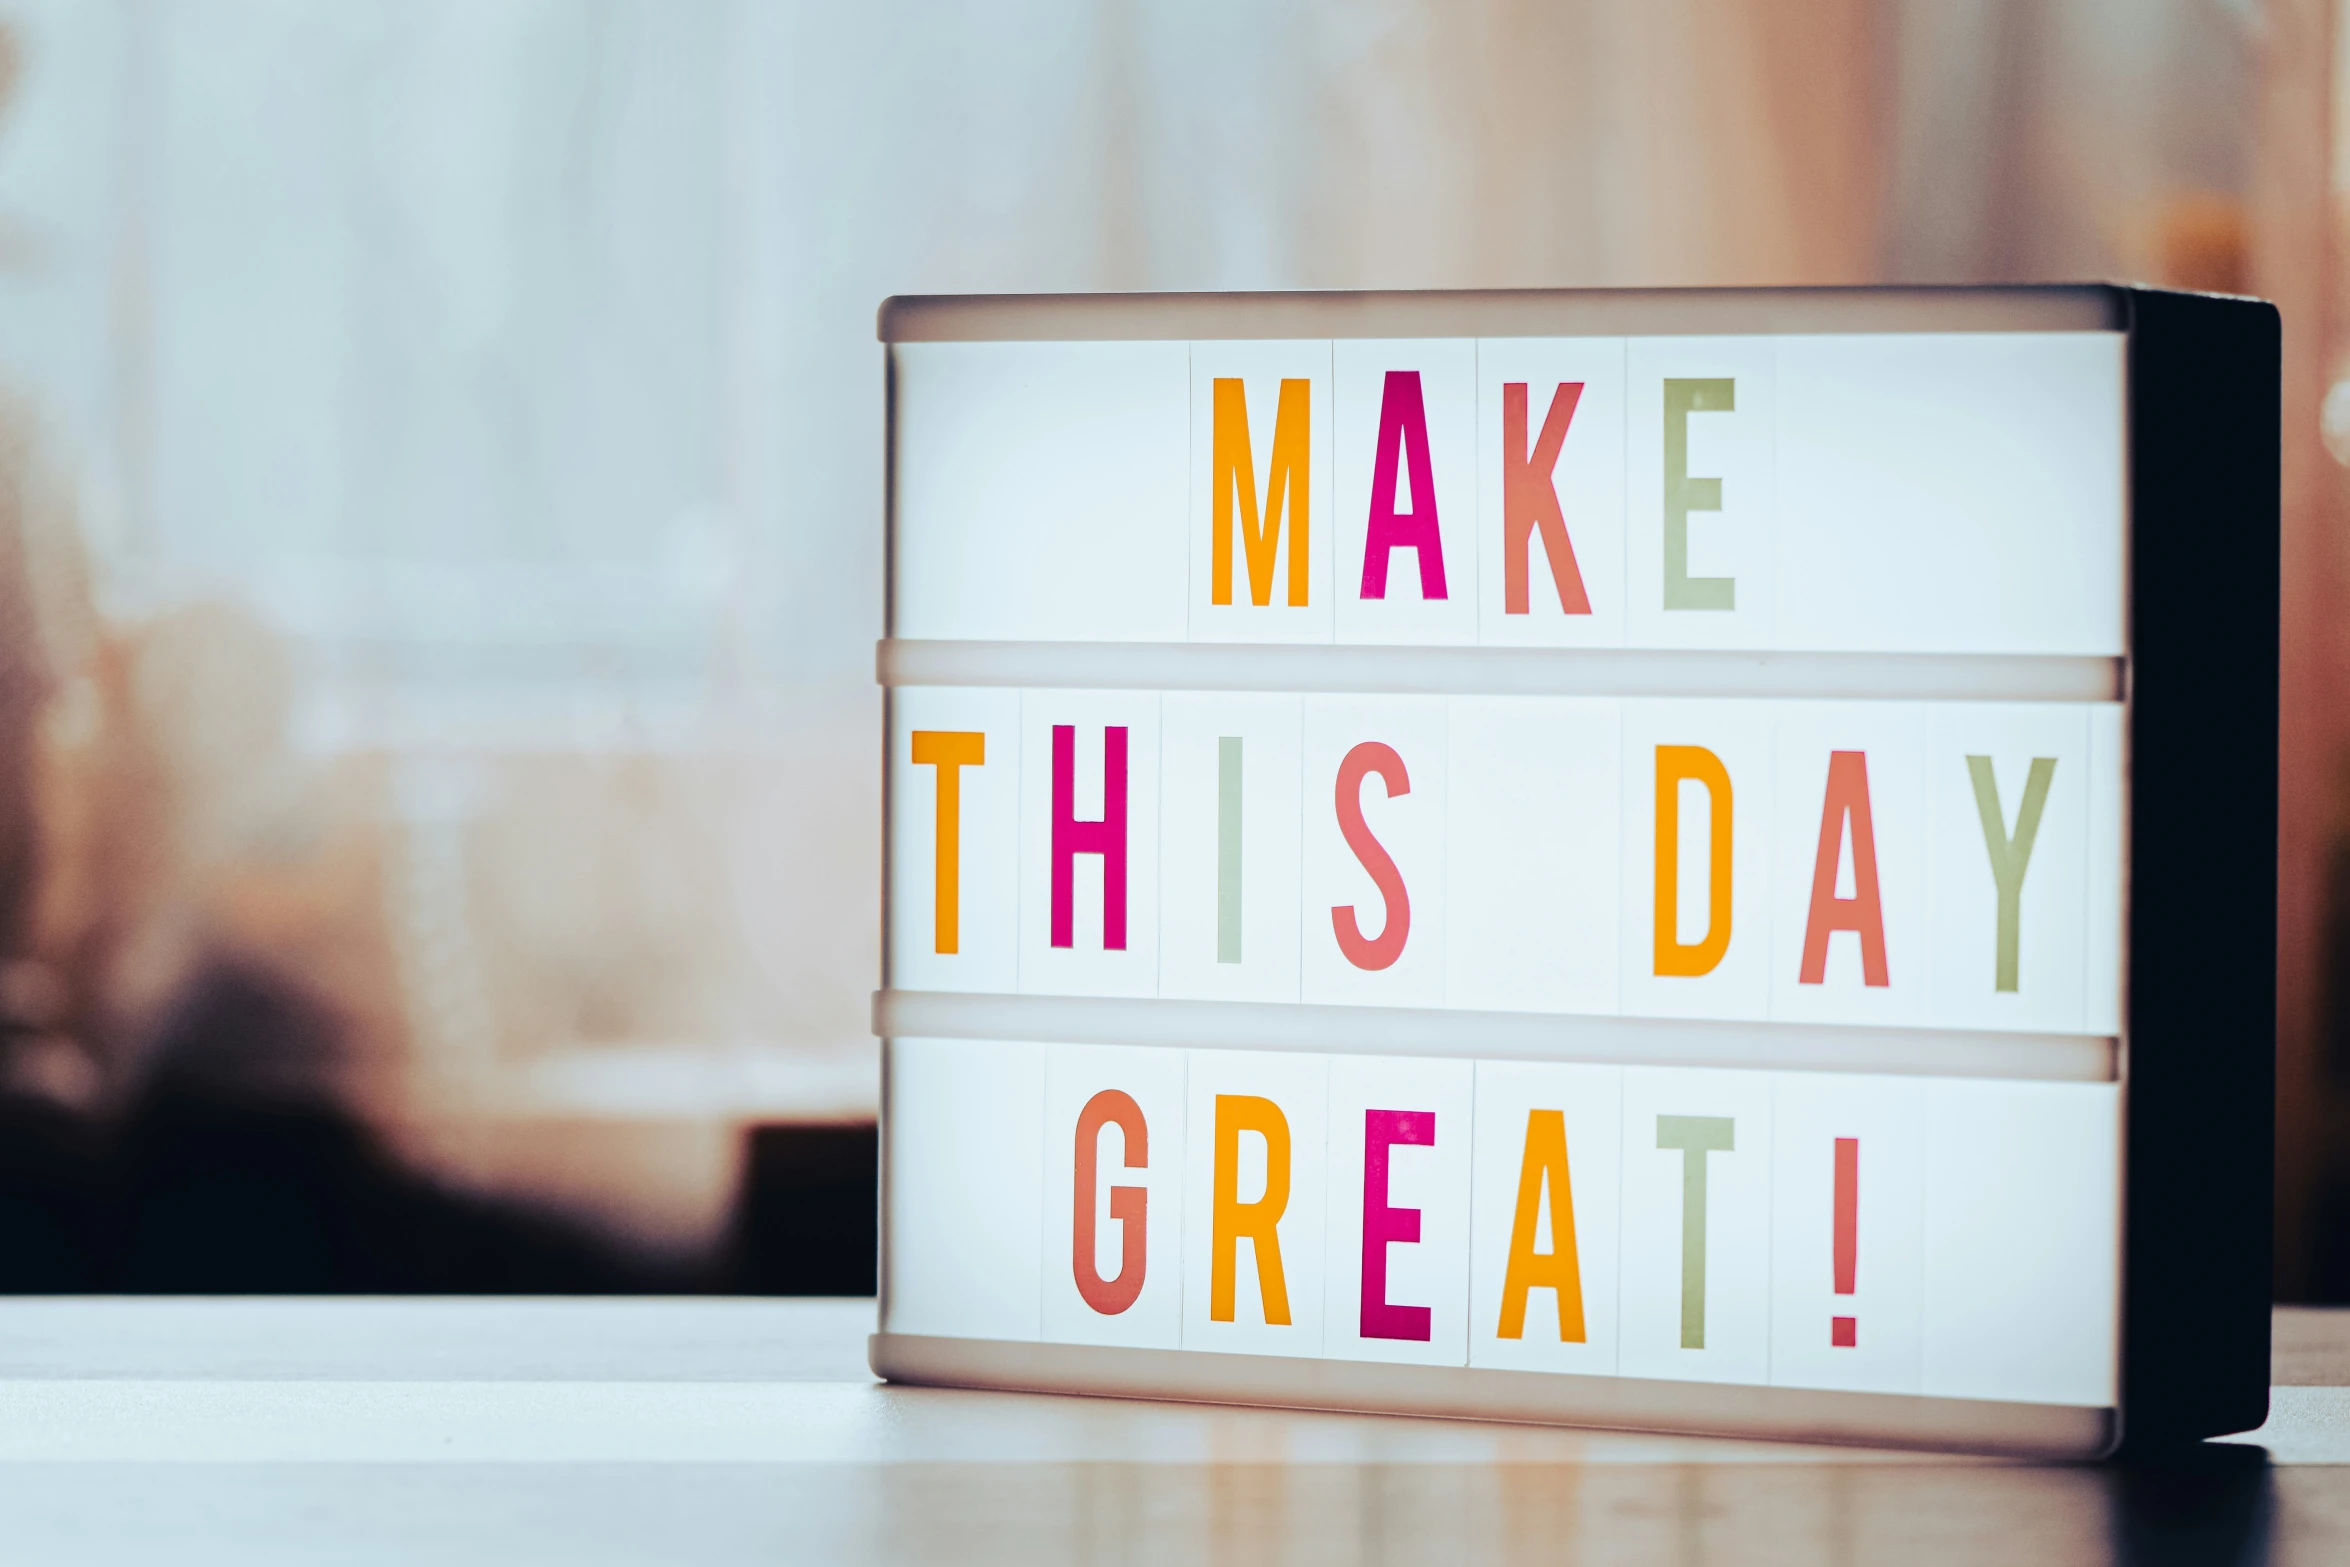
870, 288, 2276, 1457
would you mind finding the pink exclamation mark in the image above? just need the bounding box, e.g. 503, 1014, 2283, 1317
1831, 1137, 1858, 1347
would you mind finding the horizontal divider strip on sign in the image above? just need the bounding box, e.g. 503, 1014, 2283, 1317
876, 284, 2125, 343
869, 1332, 2117, 1458
872, 990, 2118, 1084
876, 640, 2123, 704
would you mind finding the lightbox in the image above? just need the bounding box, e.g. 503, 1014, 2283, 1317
869, 287, 2275, 1457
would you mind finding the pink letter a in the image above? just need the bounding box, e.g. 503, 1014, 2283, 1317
1360, 371, 1448, 601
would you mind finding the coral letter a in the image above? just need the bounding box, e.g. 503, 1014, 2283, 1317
1799, 750, 1890, 987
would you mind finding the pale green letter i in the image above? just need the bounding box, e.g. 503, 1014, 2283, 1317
1966, 755, 2056, 993
1217, 737, 1243, 963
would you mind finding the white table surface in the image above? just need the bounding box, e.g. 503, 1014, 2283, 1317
0, 1298, 2338, 1563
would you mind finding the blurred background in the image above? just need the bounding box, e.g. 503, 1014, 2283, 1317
0, 0, 2337, 1297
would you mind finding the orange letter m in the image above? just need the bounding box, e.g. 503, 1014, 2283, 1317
1211, 377, 1311, 608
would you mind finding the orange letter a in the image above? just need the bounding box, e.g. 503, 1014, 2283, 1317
1497, 1109, 1587, 1342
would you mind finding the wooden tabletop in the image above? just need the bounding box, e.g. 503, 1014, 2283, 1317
0, 1298, 2340, 1562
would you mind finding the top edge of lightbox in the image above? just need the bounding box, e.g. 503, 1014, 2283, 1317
877, 284, 2141, 344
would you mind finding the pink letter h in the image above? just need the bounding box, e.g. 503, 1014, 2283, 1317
1052, 724, 1128, 949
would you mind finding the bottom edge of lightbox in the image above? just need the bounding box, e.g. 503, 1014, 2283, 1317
867, 1331, 2118, 1460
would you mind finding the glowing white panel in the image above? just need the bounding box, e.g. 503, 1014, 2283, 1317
1921, 1079, 2121, 1407
1773, 334, 2125, 655
892, 340, 1188, 642
2084, 704, 2127, 1038
883, 1037, 1043, 1342
1444, 696, 1623, 1016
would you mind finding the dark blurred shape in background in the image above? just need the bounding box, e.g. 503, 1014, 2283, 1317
0, 0, 2339, 1298
0, 958, 872, 1291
